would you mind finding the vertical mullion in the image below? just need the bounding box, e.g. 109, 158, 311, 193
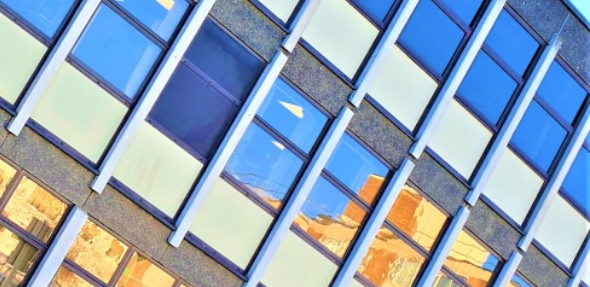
567, 237, 590, 287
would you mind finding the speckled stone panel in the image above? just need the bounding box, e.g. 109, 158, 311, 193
0, 126, 92, 206
282, 45, 352, 116
0, 109, 12, 146
160, 241, 243, 287
409, 153, 468, 215
507, 0, 590, 83
465, 201, 520, 259
210, 0, 285, 62
82, 185, 172, 260
349, 100, 413, 168
518, 245, 570, 287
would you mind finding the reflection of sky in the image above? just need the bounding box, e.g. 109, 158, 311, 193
301, 177, 358, 222
482, 254, 498, 272
561, 148, 590, 217
566, 0, 590, 26
1, 0, 74, 37
510, 275, 532, 287
114, 0, 188, 40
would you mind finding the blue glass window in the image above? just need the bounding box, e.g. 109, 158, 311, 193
458, 51, 517, 125
485, 10, 539, 76
72, 5, 161, 98
511, 101, 567, 172
226, 124, 304, 206
353, 0, 395, 21
511, 275, 532, 287
437, 0, 482, 25
537, 62, 587, 124
185, 19, 264, 100
257, 79, 327, 153
1, 0, 75, 37
113, 0, 189, 40
561, 148, 589, 216
150, 64, 238, 158
325, 134, 389, 205
398, 0, 464, 76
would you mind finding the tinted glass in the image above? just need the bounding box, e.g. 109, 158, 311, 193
511, 100, 567, 172
537, 61, 587, 124
185, 19, 264, 100
113, 0, 189, 40
0, 228, 39, 286
485, 10, 539, 76
296, 177, 366, 258
437, 0, 482, 25
325, 134, 389, 205
561, 148, 589, 216
150, 64, 238, 158
117, 253, 175, 287
226, 124, 304, 207
398, 0, 464, 76
458, 51, 517, 125
0, 159, 16, 199
353, 0, 395, 21
1, 0, 74, 37
444, 231, 499, 285
50, 267, 94, 287
72, 5, 161, 98
257, 79, 327, 153
433, 272, 461, 287
509, 275, 532, 287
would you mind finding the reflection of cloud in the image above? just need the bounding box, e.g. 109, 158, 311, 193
157, 0, 174, 10
279, 101, 304, 119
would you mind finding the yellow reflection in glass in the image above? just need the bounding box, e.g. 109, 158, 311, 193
66, 221, 128, 283
50, 266, 94, 287
2, 177, 67, 243
116, 252, 175, 287
432, 272, 461, 287
386, 185, 447, 251
444, 231, 498, 286
357, 227, 425, 287
0, 160, 16, 199
0, 227, 39, 286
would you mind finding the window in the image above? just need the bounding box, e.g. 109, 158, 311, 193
352, 0, 396, 22
113, 0, 189, 40
437, 0, 482, 25
536, 62, 587, 124
255, 0, 299, 23
432, 271, 462, 287
443, 230, 500, 286
509, 274, 534, 287
0, 0, 75, 37
561, 147, 590, 216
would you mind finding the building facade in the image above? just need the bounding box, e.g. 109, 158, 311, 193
0, 0, 588, 286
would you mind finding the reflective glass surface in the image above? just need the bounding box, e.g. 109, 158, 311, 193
562, 148, 590, 216
358, 227, 425, 287
398, 0, 464, 76
509, 275, 532, 287
226, 124, 304, 207
296, 177, 366, 258
0, 159, 16, 199
485, 10, 539, 76
537, 61, 587, 124
0, 228, 39, 286
256, 0, 299, 22
511, 100, 567, 172
50, 267, 94, 287
113, 0, 189, 40
437, 0, 482, 25
185, 19, 264, 100
458, 51, 517, 125
444, 231, 499, 286
325, 134, 388, 205
432, 272, 461, 287
1, 0, 74, 37
257, 79, 327, 153
67, 221, 128, 283
3, 177, 67, 243
117, 252, 175, 287
386, 185, 447, 251
353, 0, 395, 21
72, 5, 161, 97
150, 64, 238, 158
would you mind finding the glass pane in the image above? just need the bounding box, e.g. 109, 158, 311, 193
444, 231, 499, 286
150, 64, 238, 158
428, 99, 492, 178
485, 10, 539, 76
437, 0, 482, 25
1, 0, 74, 37
353, 0, 395, 21
225, 124, 304, 207
31, 63, 128, 162
66, 221, 128, 283
261, 231, 338, 287
185, 19, 264, 100
302, 0, 379, 78
0, 228, 39, 286
561, 148, 590, 216
432, 272, 461, 287
0, 13, 46, 104
325, 134, 389, 205
368, 46, 438, 130
116, 252, 175, 287
386, 185, 447, 251
0, 159, 16, 199
295, 177, 366, 258
3, 177, 67, 243
114, 122, 203, 218
358, 227, 425, 287
191, 179, 273, 268
257, 79, 328, 153
113, 0, 189, 40
72, 5, 161, 98
50, 266, 94, 287
509, 275, 532, 287
511, 100, 567, 172
256, 0, 299, 22
537, 61, 586, 124
398, 0, 464, 76
458, 51, 517, 125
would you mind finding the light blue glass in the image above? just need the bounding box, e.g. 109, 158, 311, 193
537, 61, 587, 124
561, 148, 589, 217
113, 0, 189, 40
72, 5, 161, 98
511, 275, 532, 287
1, 0, 75, 37
257, 79, 328, 153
